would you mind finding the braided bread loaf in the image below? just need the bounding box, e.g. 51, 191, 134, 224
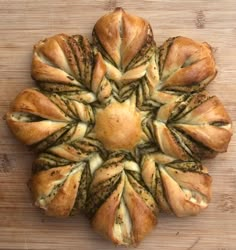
6, 8, 232, 246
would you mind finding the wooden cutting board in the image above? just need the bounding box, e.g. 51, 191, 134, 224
0, 1, 236, 249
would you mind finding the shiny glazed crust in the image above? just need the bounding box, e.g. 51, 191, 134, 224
94, 101, 143, 151
5, 7, 233, 246
141, 152, 212, 216
157, 36, 217, 92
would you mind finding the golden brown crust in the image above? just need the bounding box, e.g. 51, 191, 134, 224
32, 34, 90, 85
6, 88, 93, 147
141, 154, 172, 212
153, 121, 189, 160
158, 36, 217, 92
123, 177, 157, 244
141, 152, 212, 217
35, 34, 74, 75
165, 167, 211, 199
174, 124, 232, 152
93, 7, 157, 90
160, 167, 212, 217
6, 120, 67, 145
94, 8, 122, 67
32, 42, 80, 86
94, 101, 143, 151
8, 88, 69, 121
91, 52, 112, 102
154, 92, 232, 159
91, 178, 125, 244
32, 33, 113, 102
91, 53, 107, 93
177, 96, 232, 125
6, 88, 71, 145
92, 187, 157, 246
90, 156, 158, 246
93, 7, 151, 69
29, 165, 83, 217
120, 9, 150, 69
4, 8, 233, 247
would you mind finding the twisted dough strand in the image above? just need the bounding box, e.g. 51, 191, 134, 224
141, 152, 212, 217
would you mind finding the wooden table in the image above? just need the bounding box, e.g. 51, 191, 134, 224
0, 1, 236, 249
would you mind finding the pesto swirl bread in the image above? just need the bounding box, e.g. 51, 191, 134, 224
6, 7, 232, 246
141, 152, 212, 216
6, 88, 93, 150
29, 143, 104, 217
32, 33, 111, 102
150, 91, 232, 160
29, 151, 158, 245
157, 36, 217, 92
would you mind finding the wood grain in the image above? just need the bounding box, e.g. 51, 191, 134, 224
0, 0, 236, 249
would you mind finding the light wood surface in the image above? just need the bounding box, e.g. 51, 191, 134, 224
0, 1, 236, 249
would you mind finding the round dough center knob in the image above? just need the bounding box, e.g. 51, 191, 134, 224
95, 102, 142, 151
